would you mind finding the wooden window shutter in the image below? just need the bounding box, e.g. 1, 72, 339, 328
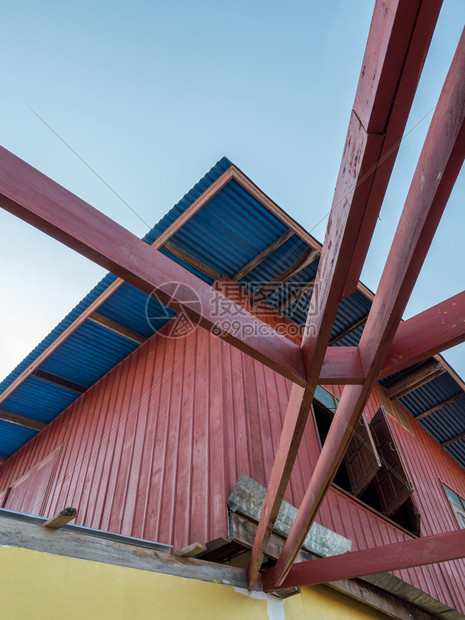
370, 407, 413, 516
344, 412, 382, 497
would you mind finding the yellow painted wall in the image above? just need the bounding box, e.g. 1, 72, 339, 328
0, 546, 388, 619
285, 584, 390, 619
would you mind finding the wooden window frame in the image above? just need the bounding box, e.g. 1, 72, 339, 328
441, 482, 465, 529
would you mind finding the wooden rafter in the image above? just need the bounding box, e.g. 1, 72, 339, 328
266, 23, 465, 589
32, 369, 88, 394
441, 431, 465, 448
329, 314, 368, 345
385, 360, 446, 400
232, 230, 294, 281
88, 312, 146, 345
163, 241, 222, 281
416, 393, 465, 422
248, 0, 443, 588
213, 278, 366, 385
382, 290, 465, 376
319, 347, 365, 384
253, 248, 318, 303
277, 279, 315, 314
230, 512, 433, 620
262, 528, 465, 591
0, 409, 47, 432
0, 278, 121, 406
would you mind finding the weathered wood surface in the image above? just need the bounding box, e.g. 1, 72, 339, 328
0, 515, 256, 590
88, 312, 146, 344
0, 409, 46, 432
232, 230, 294, 282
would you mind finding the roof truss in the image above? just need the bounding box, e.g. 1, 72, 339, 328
1, 0, 465, 596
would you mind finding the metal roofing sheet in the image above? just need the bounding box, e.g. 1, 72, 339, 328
399, 373, 463, 417
330, 290, 371, 345
143, 157, 233, 247
397, 372, 465, 468
240, 235, 308, 288
0, 421, 38, 457
2, 376, 78, 423
282, 286, 315, 326
0, 157, 232, 396
170, 180, 289, 279
446, 440, 465, 470
97, 282, 175, 338
421, 402, 465, 444
38, 321, 139, 387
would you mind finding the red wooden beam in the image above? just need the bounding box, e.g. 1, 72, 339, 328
343, 0, 442, 295
267, 27, 465, 589
318, 347, 365, 384
247, 0, 441, 588
262, 529, 465, 591
381, 290, 465, 377
0, 146, 306, 388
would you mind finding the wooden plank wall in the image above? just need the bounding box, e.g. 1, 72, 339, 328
0, 326, 311, 550
0, 322, 465, 612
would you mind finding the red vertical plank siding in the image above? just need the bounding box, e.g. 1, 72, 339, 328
1, 323, 465, 611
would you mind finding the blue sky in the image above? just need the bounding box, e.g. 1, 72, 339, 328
0, 1, 464, 382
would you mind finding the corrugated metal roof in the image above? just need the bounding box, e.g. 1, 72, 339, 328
330, 290, 371, 346
169, 181, 290, 279
1, 157, 464, 470
0, 421, 38, 454
97, 282, 175, 338
2, 377, 78, 423
399, 373, 462, 417
0, 272, 118, 396
446, 440, 465, 469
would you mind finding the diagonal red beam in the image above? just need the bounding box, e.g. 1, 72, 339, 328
247, 0, 441, 588
0, 146, 306, 387
268, 26, 465, 588
382, 290, 465, 377
343, 0, 443, 296
262, 529, 465, 591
